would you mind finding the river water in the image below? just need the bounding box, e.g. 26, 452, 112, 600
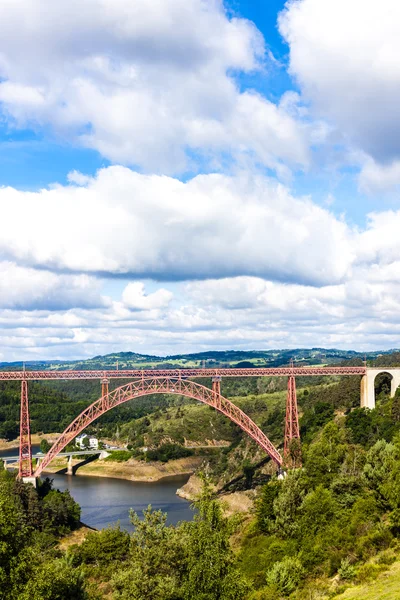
0, 446, 193, 529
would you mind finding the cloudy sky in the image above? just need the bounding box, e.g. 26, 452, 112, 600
1, 0, 400, 360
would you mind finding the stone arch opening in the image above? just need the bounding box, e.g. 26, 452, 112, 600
374, 371, 393, 402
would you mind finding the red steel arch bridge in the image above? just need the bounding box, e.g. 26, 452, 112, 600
0, 365, 366, 480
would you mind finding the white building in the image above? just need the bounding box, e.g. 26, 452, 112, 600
75, 434, 99, 450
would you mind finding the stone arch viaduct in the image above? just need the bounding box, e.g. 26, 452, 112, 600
361, 368, 400, 409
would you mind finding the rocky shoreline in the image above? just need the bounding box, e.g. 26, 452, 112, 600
43, 454, 203, 484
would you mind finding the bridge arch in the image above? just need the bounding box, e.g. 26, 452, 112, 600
34, 376, 282, 476
362, 369, 400, 409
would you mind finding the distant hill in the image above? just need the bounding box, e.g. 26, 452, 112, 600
1, 347, 399, 371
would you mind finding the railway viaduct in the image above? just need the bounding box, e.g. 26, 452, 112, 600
1, 364, 399, 481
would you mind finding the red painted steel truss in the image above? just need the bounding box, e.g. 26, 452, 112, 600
34, 377, 283, 476
19, 380, 33, 478
0, 366, 367, 381
284, 375, 301, 468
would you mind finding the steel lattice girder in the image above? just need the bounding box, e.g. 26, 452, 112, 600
0, 366, 367, 380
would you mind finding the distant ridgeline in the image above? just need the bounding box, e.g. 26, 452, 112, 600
1, 347, 400, 371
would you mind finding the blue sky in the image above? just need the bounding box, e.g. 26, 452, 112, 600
0, 0, 400, 360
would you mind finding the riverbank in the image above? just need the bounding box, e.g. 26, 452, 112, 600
0, 433, 60, 451
43, 455, 203, 482
176, 473, 256, 515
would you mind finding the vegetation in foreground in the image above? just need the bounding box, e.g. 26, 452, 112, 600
0, 466, 82, 599
0, 467, 249, 600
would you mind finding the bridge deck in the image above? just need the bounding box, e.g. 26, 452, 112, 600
4, 449, 104, 462
0, 366, 367, 380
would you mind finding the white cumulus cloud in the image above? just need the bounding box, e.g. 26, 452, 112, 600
0, 262, 108, 310
359, 158, 400, 193
122, 282, 173, 310
0, 0, 308, 175
279, 0, 400, 180
0, 166, 353, 286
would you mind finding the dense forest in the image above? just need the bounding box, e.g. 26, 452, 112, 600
0, 468, 82, 599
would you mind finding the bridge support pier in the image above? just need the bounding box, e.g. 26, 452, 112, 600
101, 377, 109, 410
360, 375, 374, 409
212, 376, 222, 408
22, 476, 37, 487
67, 455, 73, 476
284, 374, 301, 468
19, 379, 33, 479
391, 373, 400, 397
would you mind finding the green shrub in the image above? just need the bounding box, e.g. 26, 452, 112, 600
375, 549, 397, 565
356, 562, 385, 583
247, 587, 279, 600
265, 556, 304, 596
104, 450, 132, 462
145, 443, 193, 463
338, 558, 356, 581
356, 524, 392, 559
72, 526, 130, 567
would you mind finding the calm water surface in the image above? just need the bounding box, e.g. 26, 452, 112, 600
0, 446, 193, 529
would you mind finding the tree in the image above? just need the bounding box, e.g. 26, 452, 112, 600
40, 439, 51, 454
392, 392, 400, 422
181, 479, 249, 600
305, 422, 347, 485
0, 475, 33, 599
265, 556, 304, 596
0, 420, 18, 441
13, 478, 43, 530
363, 440, 397, 507
43, 489, 80, 531
346, 408, 374, 446
19, 559, 88, 600
111, 506, 184, 600
74, 526, 130, 567
299, 486, 337, 536
272, 469, 308, 538
256, 479, 281, 533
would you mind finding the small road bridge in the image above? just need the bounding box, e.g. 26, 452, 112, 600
2, 449, 108, 463
1, 364, 398, 482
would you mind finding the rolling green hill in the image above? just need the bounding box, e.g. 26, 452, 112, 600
2, 347, 400, 372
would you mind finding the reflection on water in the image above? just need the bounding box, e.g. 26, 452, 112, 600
0, 446, 193, 529
0, 444, 41, 459
48, 472, 193, 530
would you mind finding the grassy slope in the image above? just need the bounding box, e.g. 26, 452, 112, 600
120, 389, 287, 447
335, 561, 400, 599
